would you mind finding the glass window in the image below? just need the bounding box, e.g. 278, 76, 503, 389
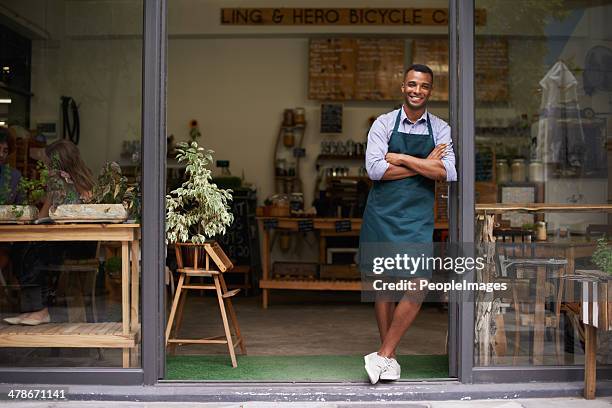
474, 0, 611, 367
0, 0, 142, 368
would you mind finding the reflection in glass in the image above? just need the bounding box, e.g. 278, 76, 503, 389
0, 0, 142, 368
474, 1, 611, 367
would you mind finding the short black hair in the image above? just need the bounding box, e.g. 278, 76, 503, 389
404, 64, 434, 83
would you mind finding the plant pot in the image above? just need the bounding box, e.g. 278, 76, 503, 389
269, 205, 290, 217
49, 204, 128, 223
0, 205, 39, 223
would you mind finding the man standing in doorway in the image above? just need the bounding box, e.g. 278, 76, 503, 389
360, 64, 457, 384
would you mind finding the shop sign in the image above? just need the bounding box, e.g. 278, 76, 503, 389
221, 8, 486, 26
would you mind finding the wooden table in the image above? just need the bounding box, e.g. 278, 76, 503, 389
0, 223, 140, 368
475, 204, 612, 367
257, 217, 362, 308
257, 216, 454, 308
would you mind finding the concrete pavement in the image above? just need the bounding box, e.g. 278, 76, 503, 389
1, 397, 611, 407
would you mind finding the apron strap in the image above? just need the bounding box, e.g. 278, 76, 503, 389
392, 109, 402, 133
426, 113, 434, 139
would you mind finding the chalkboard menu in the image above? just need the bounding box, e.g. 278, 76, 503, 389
476, 38, 509, 101
475, 148, 494, 182
412, 38, 509, 102
217, 188, 261, 270
320, 103, 343, 133
309, 38, 404, 101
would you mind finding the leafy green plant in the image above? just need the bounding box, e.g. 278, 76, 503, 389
166, 141, 233, 244
592, 237, 612, 275
91, 162, 128, 204
91, 162, 130, 204
10, 204, 24, 218
17, 161, 48, 205
91, 161, 140, 220
0, 165, 13, 205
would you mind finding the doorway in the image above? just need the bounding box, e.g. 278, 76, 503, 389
162, 1, 459, 382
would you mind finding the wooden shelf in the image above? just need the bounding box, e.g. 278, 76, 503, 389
317, 154, 365, 161
260, 278, 361, 291
0, 322, 136, 348
326, 176, 369, 181
476, 203, 612, 214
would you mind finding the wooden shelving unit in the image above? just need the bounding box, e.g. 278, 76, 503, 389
273, 120, 306, 194
0, 224, 140, 367
259, 278, 360, 291
0, 322, 136, 348
257, 216, 363, 308
316, 154, 365, 161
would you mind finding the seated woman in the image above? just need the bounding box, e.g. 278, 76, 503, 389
0, 127, 22, 204
4, 139, 94, 326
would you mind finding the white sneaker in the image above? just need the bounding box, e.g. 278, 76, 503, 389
380, 357, 401, 381
364, 352, 395, 384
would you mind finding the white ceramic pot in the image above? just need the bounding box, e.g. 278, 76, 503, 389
0, 205, 39, 223
49, 204, 128, 223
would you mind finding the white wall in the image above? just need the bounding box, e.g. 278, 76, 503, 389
167, 36, 449, 208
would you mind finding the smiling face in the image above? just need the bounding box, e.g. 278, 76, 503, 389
401, 70, 433, 111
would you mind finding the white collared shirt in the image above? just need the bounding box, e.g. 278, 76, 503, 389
365, 107, 457, 182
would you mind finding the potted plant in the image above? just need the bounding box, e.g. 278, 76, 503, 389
49, 162, 136, 223
0, 161, 46, 223
165, 141, 233, 267
592, 237, 612, 277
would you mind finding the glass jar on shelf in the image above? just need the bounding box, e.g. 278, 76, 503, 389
528, 160, 544, 182
282, 109, 294, 127
290, 192, 304, 212
275, 158, 286, 176
496, 159, 510, 183
511, 158, 527, 182
283, 128, 295, 147
294, 107, 305, 125
287, 161, 296, 177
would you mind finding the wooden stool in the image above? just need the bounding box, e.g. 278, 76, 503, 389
165, 242, 246, 367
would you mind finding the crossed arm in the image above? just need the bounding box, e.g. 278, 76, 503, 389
365, 117, 455, 182
382, 145, 447, 181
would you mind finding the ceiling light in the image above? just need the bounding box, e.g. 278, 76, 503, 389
0, 99, 11, 104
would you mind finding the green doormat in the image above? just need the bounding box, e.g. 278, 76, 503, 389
166, 354, 448, 381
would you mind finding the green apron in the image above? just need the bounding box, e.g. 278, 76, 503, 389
359, 110, 436, 277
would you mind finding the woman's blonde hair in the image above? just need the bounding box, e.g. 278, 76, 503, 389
45, 139, 94, 194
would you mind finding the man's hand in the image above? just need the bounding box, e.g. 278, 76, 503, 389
385, 152, 404, 166
427, 144, 447, 160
